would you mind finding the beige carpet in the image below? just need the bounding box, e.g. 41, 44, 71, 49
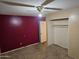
1, 43, 74, 59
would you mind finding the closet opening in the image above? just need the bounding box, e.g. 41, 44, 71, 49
50, 18, 69, 49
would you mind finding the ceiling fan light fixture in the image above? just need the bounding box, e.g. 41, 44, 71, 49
36, 6, 43, 12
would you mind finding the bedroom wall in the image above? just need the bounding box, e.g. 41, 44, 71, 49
69, 13, 79, 59
47, 21, 55, 45
0, 15, 44, 53
46, 7, 79, 59
0, 19, 3, 53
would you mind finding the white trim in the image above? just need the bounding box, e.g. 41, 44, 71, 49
1, 43, 39, 54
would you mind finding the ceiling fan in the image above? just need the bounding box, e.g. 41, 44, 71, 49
0, 0, 62, 12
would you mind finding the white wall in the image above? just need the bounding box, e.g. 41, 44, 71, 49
46, 7, 79, 59
47, 21, 55, 45
69, 13, 79, 59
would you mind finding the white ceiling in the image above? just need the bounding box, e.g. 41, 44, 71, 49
0, 0, 79, 16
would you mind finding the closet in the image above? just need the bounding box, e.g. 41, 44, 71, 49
51, 18, 69, 48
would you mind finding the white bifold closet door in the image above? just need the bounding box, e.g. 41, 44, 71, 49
53, 20, 68, 48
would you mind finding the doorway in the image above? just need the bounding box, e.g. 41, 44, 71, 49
39, 21, 47, 43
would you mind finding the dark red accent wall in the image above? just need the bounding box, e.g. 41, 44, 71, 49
0, 15, 42, 53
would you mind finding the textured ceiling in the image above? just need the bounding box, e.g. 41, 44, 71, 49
0, 0, 79, 16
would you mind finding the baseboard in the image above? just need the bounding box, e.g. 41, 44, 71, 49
1, 43, 39, 54
53, 44, 68, 50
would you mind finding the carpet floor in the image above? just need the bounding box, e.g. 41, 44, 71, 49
1, 43, 74, 59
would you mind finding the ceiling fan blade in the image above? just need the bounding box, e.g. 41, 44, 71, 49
0, 1, 35, 7
45, 7, 62, 10
41, 0, 54, 6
